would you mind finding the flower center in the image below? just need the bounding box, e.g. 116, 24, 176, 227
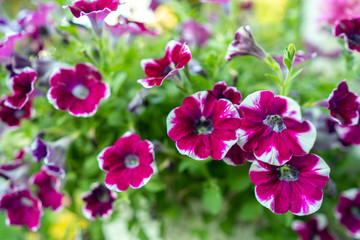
263, 114, 286, 132
97, 191, 110, 203
349, 33, 360, 45
124, 154, 140, 168
14, 110, 25, 119
21, 197, 34, 207
351, 206, 360, 219
193, 116, 214, 135
163, 63, 175, 76
72, 84, 89, 100
276, 164, 299, 182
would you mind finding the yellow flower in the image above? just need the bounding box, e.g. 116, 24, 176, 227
253, 0, 289, 24
149, 5, 178, 30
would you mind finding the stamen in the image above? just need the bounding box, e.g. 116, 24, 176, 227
193, 116, 214, 135
72, 84, 89, 100
263, 115, 286, 132
124, 154, 140, 168
276, 164, 299, 182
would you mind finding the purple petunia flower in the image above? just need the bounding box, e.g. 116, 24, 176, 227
31, 168, 64, 211
238, 91, 316, 166
0, 189, 43, 231
335, 188, 360, 238
4, 67, 37, 109
292, 214, 338, 240
82, 183, 117, 220
334, 17, 360, 52
105, 16, 159, 38
335, 118, 360, 145
223, 143, 255, 166
318, 0, 360, 26
47, 63, 110, 117
328, 80, 360, 126
167, 91, 241, 160
249, 154, 330, 215
0, 33, 23, 64
179, 20, 211, 47
137, 40, 192, 88
225, 26, 267, 61
0, 98, 32, 127
0, 159, 31, 191
97, 132, 155, 192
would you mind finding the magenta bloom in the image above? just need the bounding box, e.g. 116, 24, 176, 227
238, 91, 316, 166
31, 168, 64, 211
47, 63, 110, 117
82, 183, 116, 220
0, 99, 32, 127
5, 67, 37, 109
137, 40, 191, 88
328, 80, 360, 126
249, 154, 330, 215
0, 189, 43, 231
167, 91, 241, 160
105, 16, 159, 38
292, 214, 337, 240
335, 17, 360, 52
318, 0, 360, 25
223, 143, 255, 166
97, 132, 155, 192
335, 188, 360, 238
0, 160, 31, 190
179, 20, 211, 47
0, 33, 22, 63
335, 118, 360, 145
207, 81, 242, 106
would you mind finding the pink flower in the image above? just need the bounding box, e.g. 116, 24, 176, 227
318, 0, 360, 25
335, 116, 360, 145
238, 91, 316, 166
105, 16, 159, 38
4, 67, 37, 109
328, 80, 360, 126
137, 40, 191, 88
167, 91, 241, 160
47, 63, 110, 117
249, 154, 330, 215
0, 189, 43, 231
0, 99, 32, 127
0, 33, 22, 64
97, 132, 155, 192
82, 183, 117, 220
335, 17, 360, 52
179, 20, 211, 47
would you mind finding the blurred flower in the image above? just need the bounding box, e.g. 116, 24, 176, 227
179, 20, 211, 47
225, 26, 267, 61
5, 52, 32, 77
334, 17, 360, 52
249, 154, 330, 215
97, 132, 155, 192
150, 5, 178, 30
4, 67, 37, 109
167, 91, 241, 160
238, 91, 316, 166
253, 0, 288, 24
31, 168, 64, 211
105, 16, 159, 38
335, 188, 360, 238
0, 33, 23, 64
0, 189, 43, 231
82, 183, 116, 220
318, 0, 360, 25
127, 89, 150, 114
0, 159, 31, 191
292, 214, 337, 239
328, 80, 360, 126
47, 63, 110, 117
0, 99, 32, 127
240, 1, 253, 10
137, 40, 191, 88
335, 114, 360, 145
30, 137, 47, 162
223, 144, 255, 165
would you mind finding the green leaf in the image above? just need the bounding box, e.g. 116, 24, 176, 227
283, 58, 292, 71
228, 174, 251, 193
239, 201, 263, 221
202, 180, 223, 215
290, 68, 303, 80
144, 176, 166, 193
264, 73, 281, 84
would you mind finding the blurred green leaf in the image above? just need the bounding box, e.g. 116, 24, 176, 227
202, 180, 223, 215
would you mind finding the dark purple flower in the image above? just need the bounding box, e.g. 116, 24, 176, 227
0, 189, 43, 231
328, 80, 360, 126
179, 20, 211, 47
335, 188, 360, 238
249, 154, 330, 215
0, 33, 22, 64
31, 168, 64, 211
30, 137, 47, 162
0, 160, 31, 191
105, 16, 159, 38
223, 143, 255, 166
4, 67, 37, 109
5, 53, 32, 77
334, 17, 360, 52
0, 99, 32, 127
97, 132, 155, 192
225, 26, 267, 61
335, 116, 360, 145
47, 63, 110, 117
167, 91, 241, 160
292, 214, 338, 240
137, 40, 191, 88
82, 183, 116, 220
208, 81, 242, 105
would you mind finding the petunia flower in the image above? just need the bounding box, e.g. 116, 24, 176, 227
0, 189, 43, 231
292, 214, 338, 240
238, 91, 316, 166
31, 168, 64, 211
335, 116, 360, 145
137, 40, 191, 88
179, 20, 211, 47
335, 188, 360, 238
249, 153, 330, 215
167, 91, 241, 160
47, 63, 110, 117
67, 0, 121, 36
225, 26, 267, 61
0, 33, 23, 64
82, 183, 117, 220
5, 52, 32, 77
0, 159, 31, 191
223, 144, 255, 166
328, 80, 360, 126
0, 98, 32, 127
4, 67, 37, 109
97, 132, 155, 192
334, 17, 360, 52
105, 16, 159, 38
318, 0, 360, 26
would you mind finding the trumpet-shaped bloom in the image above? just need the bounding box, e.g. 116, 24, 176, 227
335, 17, 360, 52
167, 91, 241, 160
47, 63, 110, 117
179, 20, 211, 47
82, 183, 116, 220
105, 16, 159, 38
238, 91, 316, 166
97, 132, 155, 192
137, 40, 191, 88
0, 99, 32, 127
328, 80, 360, 126
335, 119, 360, 146
249, 154, 330, 215
292, 214, 337, 240
0, 33, 22, 63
